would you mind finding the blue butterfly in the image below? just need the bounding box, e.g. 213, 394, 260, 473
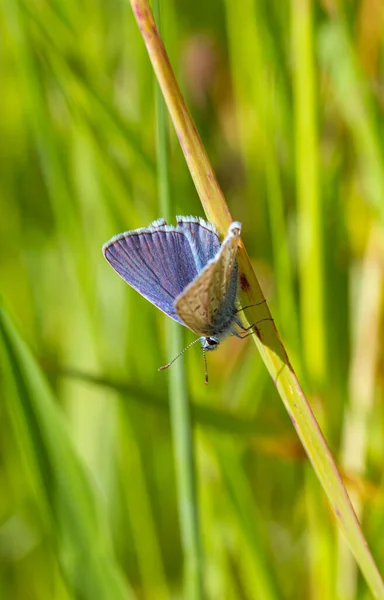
103, 216, 255, 382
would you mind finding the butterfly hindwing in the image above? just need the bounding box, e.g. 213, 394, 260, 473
176, 216, 221, 270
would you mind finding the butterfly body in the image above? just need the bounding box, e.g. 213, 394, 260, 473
103, 216, 242, 362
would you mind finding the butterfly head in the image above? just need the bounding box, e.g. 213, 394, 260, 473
201, 336, 220, 351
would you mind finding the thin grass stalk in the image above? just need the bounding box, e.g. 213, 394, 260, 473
127, 0, 384, 597
153, 3, 204, 598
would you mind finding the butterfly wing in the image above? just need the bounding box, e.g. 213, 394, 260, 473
174, 222, 241, 335
103, 226, 199, 325
176, 216, 221, 270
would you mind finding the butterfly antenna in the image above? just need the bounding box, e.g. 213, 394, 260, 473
158, 337, 201, 372
203, 347, 209, 385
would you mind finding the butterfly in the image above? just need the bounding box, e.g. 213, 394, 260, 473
103, 216, 256, 383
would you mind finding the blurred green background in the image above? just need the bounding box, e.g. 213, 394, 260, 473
1, 0, 384, 598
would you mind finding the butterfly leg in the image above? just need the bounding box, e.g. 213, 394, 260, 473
235, 299, 266, 314
232, 316, 273, 339
235, 330, 258, 339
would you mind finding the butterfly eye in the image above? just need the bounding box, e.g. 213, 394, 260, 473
206, 337, 218, 347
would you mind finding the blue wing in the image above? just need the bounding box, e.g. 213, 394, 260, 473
176, 216, 221, 271
103, 226, 199, 325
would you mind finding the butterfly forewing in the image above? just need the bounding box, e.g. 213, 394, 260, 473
103, 227, 199, 325
175, 223, 241, 335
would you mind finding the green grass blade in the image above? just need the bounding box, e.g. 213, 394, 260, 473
336, 226, 383, 599
291, 2, 331, 596
117, 400, 171, 599
318, 19, 384, 223
214, 438, 281, 600
292, 0, 326, 385
0, 306, 133, 600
